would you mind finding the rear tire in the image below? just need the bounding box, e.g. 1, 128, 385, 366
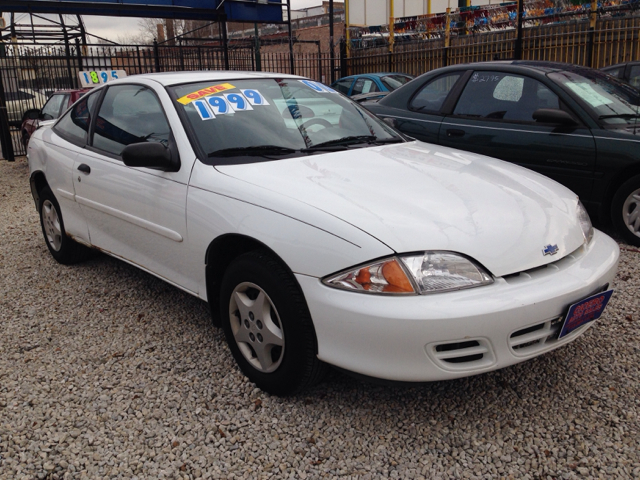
220, 250, 327, 395
612, 175, 640, 247
39, 186, 89, 264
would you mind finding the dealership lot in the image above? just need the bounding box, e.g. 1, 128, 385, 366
1, 157, 639, 478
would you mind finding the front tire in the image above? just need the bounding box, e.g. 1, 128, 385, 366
612, 175, 640, 247
220, 250, 326, 395
38, 186, 89, 264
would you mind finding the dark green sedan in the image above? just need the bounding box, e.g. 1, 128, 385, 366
365, 61, 640, 246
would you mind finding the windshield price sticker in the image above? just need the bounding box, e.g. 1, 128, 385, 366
565, 82, 614, 108
299, 80, 337, 93
559, 289, 614, 338
177, 83, 236, 105
192, 90, 268, 121
224, 93, 253, 111
78, 70, 127, 88
241, 89, 269, 106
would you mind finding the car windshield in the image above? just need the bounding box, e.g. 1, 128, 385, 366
549, 70, 640, 126
170, 78, 402, 163
381, 75, 413, 90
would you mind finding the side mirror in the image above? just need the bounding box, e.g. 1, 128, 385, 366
22, 108, 41, 122
122, 142, 180, 172
532, 108, 579, 126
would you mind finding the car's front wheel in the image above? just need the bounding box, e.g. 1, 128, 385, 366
39, 186, 89, 264
612, 175, 640, 247
220, 250, 326, 395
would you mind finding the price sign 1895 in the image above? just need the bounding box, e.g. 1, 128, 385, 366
78, 70, 127, 87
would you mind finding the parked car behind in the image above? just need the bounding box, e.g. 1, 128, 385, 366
331, 73, 414, 96
27, 71, 618, 395
601, 61, 640, 90
365, 61, 640, 246
21, 88, 89, 147
4, 88, 47, 126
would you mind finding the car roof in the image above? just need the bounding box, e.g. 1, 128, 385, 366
439, 60, 595, 75
118, 71, 305, 87
52, 88, 91, 94
336, 72, 412, 81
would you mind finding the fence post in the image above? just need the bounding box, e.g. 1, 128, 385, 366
288, 0, 295, 75
0, 70, 15, 162
317, 42, 322, 82
444, 7, 451, 67
62, 29, 75, 88
254, 23, 262, 72
75, 38, 83, 73
136, 46, 143, 74
220, 19, 230, 70
339, 38, 348, 78
153, 39, 161, 72
515, 0, 524, 60
586, 0, 597, 67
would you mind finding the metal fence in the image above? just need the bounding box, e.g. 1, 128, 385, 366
346, 11, 640, 74
0, 41, 334, 159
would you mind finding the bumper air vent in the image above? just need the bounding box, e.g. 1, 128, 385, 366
426, 338, 496, 372
509, 316, 564, 356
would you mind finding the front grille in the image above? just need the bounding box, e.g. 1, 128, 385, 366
427, 338, 495, 371
509, 316, 564, 355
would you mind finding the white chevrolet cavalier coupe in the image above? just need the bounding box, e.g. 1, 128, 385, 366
27, 72, 619, 395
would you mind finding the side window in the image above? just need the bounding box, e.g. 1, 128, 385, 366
41, 94, 68, 120
603, 67, 623, 79
54, 90, 100, 145
352, 78, 379, 96
409, 73, 461, 112
92, 84, 170, 157
629, 65, 640, 89
453, 72, 559, 122
333, 78, 354, 94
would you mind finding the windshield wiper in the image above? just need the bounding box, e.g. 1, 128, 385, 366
207, 145, 297, 157
304, 135, 403, 150
598, 113, 640, 120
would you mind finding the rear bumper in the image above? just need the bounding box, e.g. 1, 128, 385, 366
298, 230, 619, 382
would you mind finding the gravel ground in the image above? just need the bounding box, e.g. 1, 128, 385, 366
1, 157, 639, 479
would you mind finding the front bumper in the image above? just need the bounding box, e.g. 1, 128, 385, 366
297, 229, 619, 382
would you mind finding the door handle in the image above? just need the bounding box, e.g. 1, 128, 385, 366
446, 129, 466, 138
77, 164, 91, 174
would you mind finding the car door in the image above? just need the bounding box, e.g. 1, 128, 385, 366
72, 82, 198, 293
44, 90, 104, 244
438, 70, 597, 200
377, 72, 465, 145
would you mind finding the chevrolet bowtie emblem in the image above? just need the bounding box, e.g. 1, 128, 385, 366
543, 244, 559, 256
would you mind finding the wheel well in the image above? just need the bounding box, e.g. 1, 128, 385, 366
30, 171, 49, 212
205, 234, 292, 326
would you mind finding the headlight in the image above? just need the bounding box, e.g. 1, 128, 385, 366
577, 201, 594, 244
323, 252, 493, 295
323, 257, 416, 294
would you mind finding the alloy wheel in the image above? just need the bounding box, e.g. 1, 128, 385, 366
228, 282, 285, 373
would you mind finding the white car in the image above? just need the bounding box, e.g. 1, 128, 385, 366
27, 72, 619, 395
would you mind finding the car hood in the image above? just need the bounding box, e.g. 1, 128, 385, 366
215, 142, 587, 277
